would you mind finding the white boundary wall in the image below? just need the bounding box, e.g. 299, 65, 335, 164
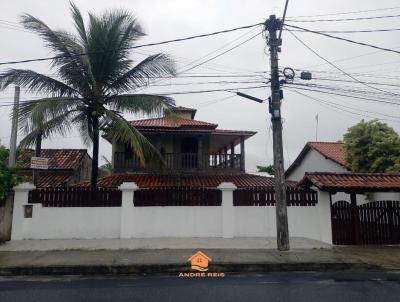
11, 182, 333, 243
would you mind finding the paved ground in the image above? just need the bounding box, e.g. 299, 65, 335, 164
0, 245, 399, 275
0, 272, 399, 302
0, 238, 399, 275
0, 237, 331, 251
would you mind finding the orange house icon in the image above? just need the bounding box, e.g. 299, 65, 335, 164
188, 251, 211, 272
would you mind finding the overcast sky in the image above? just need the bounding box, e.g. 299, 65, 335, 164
1, 0, 400, 171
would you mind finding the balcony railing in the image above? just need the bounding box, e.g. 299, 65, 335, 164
114, 152, 242, 172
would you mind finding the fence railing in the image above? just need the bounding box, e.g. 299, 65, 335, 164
28, 187, 122, 207
134, 187, 222, 206
332, 200, 400, 245
27, 185, 317, 208
114, 152, 242, 171
233, 186, 318, 206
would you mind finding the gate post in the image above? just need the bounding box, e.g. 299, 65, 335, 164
11, 183, 36, 240
118, 182, 139, 239
388, 200, 394, 244
218, 182, 237, 238
350, 193, 360, 244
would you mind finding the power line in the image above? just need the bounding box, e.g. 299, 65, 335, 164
290, 88, 400, 122
179, 30, 262, 74
278, 0, 290, 39
284, 84, 400, 106
303, 76, 400, 89
284, 24, 400, 55
149, 79, 266, 87
197, 95, 236, 108
158, 84, 268, 96
0, 84, 269, 103
290, 28, 400, 34
286, 13, 400, 22
293, 68, 400, 80
289, 82, 400, 101
286, 29, 400, 97
287, 6, 400, 18
136, 28, 263, 92
0, 22, 263, 66
173, 26, 262, 74
297, 45, 400, 70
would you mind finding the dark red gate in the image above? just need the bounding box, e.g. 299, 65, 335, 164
331, 200, 400, 245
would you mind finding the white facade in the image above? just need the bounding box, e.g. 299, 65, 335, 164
286, 149, 347, 182
11, 182, 333, 244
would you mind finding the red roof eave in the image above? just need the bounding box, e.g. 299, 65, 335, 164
298, 172, 400, 193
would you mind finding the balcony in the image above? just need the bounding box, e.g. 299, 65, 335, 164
113, 152, 243, 172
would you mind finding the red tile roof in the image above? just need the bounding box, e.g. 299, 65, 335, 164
299, 172, 400, 192
285, 142, 349, 177
21, 149, 89, 170
75, 173, 289, 189
18, 171, 74, 187
130, 117, 217, 130
308, 142, 347, 167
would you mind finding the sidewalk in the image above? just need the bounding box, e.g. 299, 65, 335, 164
0, 238, 398, 275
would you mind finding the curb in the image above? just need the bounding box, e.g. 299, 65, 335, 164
0, 262, 385, 276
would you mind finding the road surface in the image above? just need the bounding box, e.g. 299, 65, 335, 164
0, 272, 399, 302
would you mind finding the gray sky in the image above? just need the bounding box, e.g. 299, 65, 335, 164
1, 0, 400, 171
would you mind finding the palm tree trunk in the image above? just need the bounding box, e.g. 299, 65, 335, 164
90, 116, 99, 191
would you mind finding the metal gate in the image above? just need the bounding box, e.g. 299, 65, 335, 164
331, 200, 400, 245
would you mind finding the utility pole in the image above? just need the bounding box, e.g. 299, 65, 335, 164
33, 132, 42, 186
8, 86, 20, 167
266, 15, 290, 251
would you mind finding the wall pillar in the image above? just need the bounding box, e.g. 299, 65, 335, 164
316, 191, 333, 244
198, 136, 203, 169
350, 193, 360, 244
11, 182, 36, 240
218, 182, 237, 238
230, 142, 235, 168
240, 136, 245, 172
118, 182, 139, 238
224, 146, 228, 168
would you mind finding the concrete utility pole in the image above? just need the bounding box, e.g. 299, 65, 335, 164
8, 86, 20, 167
33, 132, 42, 186
266, 15, 290, 251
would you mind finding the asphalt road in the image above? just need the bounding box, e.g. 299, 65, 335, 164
0, 272, 399, 302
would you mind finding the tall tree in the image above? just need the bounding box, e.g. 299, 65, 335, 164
0, 3, 176, 190
343, 120, 400, 173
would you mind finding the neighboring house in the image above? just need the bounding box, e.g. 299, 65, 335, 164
19, 149, 92, 187
99, 106, 268, 188
290, 141, 400, 203
285, 142, 349, 182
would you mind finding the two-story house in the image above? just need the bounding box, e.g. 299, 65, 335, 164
98, 106, 275, 188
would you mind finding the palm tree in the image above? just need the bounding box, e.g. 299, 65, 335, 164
0, 2, 176, 190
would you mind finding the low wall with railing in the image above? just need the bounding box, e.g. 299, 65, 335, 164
11, 182, 332, 243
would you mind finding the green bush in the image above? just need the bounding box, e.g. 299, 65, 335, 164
0, 145, 30, 199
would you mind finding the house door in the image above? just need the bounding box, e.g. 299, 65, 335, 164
181, 137, 198, 169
